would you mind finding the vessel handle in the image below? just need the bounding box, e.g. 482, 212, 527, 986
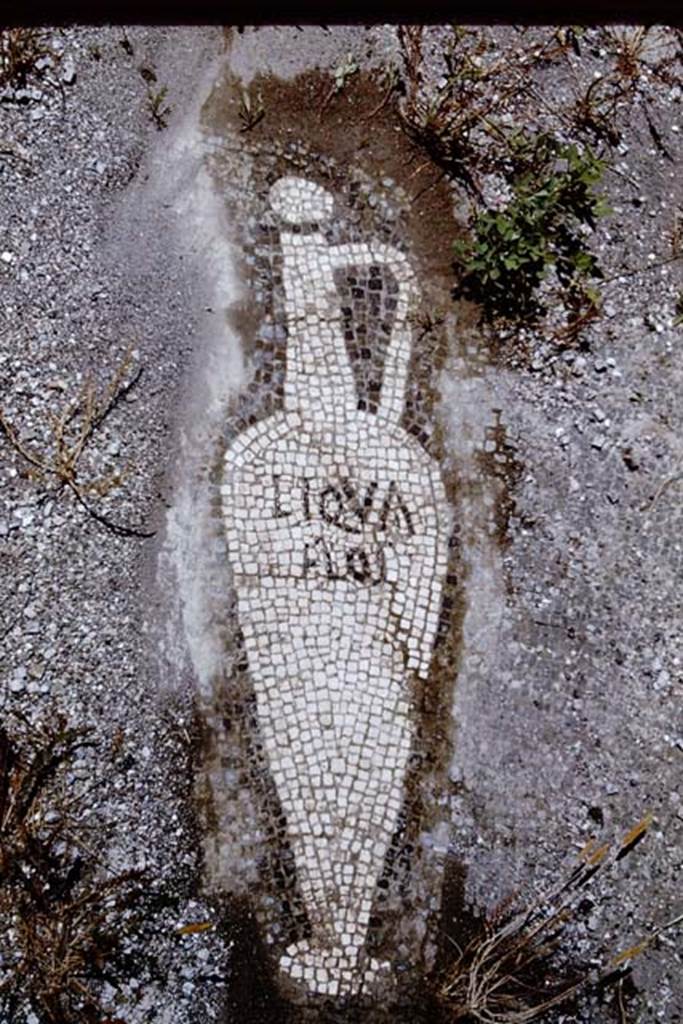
330, 243, 419, 425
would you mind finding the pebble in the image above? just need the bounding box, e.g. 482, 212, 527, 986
62, 58, 77, 84
654, 670, 670, 691
10, 668, 27, 694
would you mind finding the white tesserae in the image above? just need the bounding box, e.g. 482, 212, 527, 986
221, 175, 451, 997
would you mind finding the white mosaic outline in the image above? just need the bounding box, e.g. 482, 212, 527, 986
221, 176, 451, 997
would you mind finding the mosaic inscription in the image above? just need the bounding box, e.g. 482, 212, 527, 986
221, 177, 451, 997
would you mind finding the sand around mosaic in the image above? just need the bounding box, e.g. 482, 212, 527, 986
221, 177, 452, 997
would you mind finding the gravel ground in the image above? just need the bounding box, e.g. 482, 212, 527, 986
0, 22, 681, 1024
0, 24, 231, 1024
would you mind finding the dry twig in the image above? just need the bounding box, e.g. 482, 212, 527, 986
0, 347, 154, 538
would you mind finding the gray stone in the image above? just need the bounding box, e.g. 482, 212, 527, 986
9, 668, 27, 693
62, 58, 77, 84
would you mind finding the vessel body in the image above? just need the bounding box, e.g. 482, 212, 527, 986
220, 176, 451, 996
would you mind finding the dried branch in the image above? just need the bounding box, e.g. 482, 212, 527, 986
0, 348, 155, 538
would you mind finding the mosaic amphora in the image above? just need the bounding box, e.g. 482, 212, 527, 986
221, 177, 451, 997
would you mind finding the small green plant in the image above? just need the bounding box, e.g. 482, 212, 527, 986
332, 52, 358, 92
238, 86, 265, 132
147, 83, 171, 129
320, 52, 359, 118
453, 132, 609, 322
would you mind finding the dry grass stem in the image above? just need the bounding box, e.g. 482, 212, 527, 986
0, 347, 154, 537
0, 715, 149, 1023
438, 814, 679, 1023
0, 29, 51, 88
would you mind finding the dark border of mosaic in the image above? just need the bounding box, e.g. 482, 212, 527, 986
199, 137, 468, 1011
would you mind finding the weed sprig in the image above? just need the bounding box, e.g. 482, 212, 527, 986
238, 85, 265, 132
147, 84, 172, 129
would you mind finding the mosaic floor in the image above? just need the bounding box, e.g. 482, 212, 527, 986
221, 176, 452, 997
